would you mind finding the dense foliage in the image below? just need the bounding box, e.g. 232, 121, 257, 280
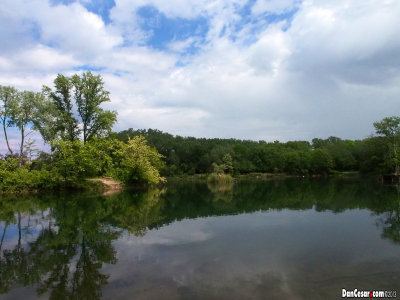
41, 72, 118, 144
0, 136, 164, 192
113, 126, 398, 177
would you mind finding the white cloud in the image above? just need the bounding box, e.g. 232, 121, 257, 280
1, 0, 122, 61
288, 0, 400, 78
39, 3, 121, 56
0, 45, 77, 73
167, 37, 197, 53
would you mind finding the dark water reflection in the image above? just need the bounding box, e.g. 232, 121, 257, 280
1, 178, 400, 299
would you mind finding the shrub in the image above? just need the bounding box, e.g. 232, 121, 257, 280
207, 173, 233, 184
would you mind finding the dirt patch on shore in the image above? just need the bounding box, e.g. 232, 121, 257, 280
90, 177, 123, 194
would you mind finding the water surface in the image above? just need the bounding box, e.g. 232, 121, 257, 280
1, 178, 400, 299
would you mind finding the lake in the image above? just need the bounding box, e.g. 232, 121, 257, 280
0, 178, 400, 299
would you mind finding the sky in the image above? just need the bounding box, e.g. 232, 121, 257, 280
1, 0, 400, 152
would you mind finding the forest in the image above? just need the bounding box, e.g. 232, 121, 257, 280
0, 72, 399, 192
113, 124, 398, 177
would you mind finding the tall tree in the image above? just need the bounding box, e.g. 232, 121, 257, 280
31, 92, 59, 145
374, 116, 400, 175
72, 72, 117, 143
0, 86, 18, 155
9, 91, 39, 165
43, 74, 79, 142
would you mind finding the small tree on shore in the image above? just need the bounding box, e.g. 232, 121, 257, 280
222, 154, 234, 175
373, 116, 400, 175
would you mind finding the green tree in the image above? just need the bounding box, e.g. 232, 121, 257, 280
29, 95, 59, 146
118, 136, 165, 184
83, 137, 126, 176
311, 149, 333, 175
41, 72, 117, 144
222, 153, 234, 175
312, 137, 357, 171
9, 91, 42, 166
51, 140, 96, 185
0, 86, 18, 155
72, 72, 117, 143
24, 139, 38, 162
211, 162, 224, 174
283, 151, 300, 174
373, 116, 400, 175
51, 138, 125, 186
42, 74, 79, 142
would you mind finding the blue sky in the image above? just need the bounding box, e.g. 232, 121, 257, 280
136, 5, 209, 52
1, 0, 400, 153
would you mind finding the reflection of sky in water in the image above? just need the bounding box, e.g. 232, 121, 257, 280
1, 213, 54, 251
100, 209, 400, 300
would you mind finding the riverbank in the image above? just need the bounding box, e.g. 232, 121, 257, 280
167, 171, 362, 182
89, 177, 123, 194
0, 171, 367, 194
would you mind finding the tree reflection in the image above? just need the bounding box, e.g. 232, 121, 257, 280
376, 204, 400, 244
207, 180, 234, 203
107, 188, 165, 236
0, 189, 163, 298
0, 196, 40, 294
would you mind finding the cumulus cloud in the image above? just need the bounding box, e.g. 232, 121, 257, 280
37, 2, 122, 59
0, 45, 77, 73
1, 0, 400, 147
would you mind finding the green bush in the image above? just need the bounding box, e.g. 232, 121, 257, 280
207, 173, 233, 184
0, 168, 58, 192
117, 136, 165, 184
0, 136, 167, 192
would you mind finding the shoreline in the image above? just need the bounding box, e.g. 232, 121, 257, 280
0, 171, 374, 195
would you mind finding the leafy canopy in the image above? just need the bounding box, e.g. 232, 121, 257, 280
42, 71, 117, 143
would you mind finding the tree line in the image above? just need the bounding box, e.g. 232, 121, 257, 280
113, 117, 400, 177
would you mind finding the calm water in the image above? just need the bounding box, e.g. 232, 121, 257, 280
1, 178, 400, 299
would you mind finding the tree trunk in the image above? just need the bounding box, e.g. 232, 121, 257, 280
0, 223, 7, 259
19, 125, 25, 167
18, 212, 21, 250
2, 117, 13, 155
393, 138, 399, 176
83, 121, 87, 144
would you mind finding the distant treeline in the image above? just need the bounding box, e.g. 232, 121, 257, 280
113, 128, 390, 176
